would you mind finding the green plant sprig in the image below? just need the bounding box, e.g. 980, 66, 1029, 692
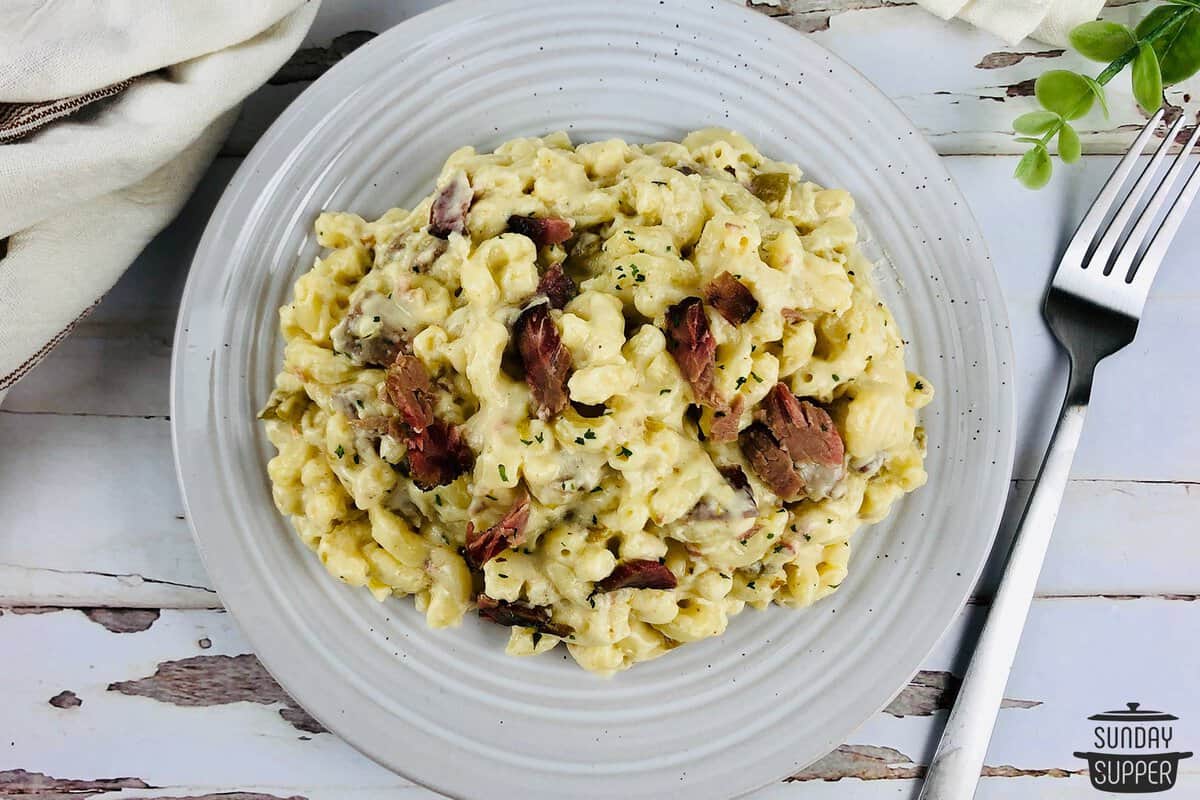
1013, 0, 1200, 189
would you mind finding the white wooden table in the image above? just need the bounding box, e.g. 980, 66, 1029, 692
3, 2, 1199, 797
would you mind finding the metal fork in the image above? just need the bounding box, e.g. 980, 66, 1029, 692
918, 109, 1200, 800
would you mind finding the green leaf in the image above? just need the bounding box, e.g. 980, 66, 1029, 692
1035, 70, 1095, 120
1013, 111, 1062, 134
1132, 43, 1165, 112
1081, 75, 1111, 118
1014, 137, 1047, 146
1137, 7, 1200, 84
1014, 145, 1053, 190
1069, 20, 1137, 61
1058, 124, 1082, 163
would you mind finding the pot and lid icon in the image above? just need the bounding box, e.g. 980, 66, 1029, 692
1074, 702, 1192, 794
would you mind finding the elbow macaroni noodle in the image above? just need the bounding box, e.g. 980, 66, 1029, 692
261, 129, 932, 674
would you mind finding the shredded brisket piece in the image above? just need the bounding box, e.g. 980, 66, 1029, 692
404, 420, 473, 490
385, 354, 437, 431
594, 560, 678, 593
664, 297, 720, 407
739, 422, 805, 500
705, 272, 758, 326
759, 383, 844, 468
514, 302, 572, 420
709, 394, 745, 443
465, 492, 531, 568
535, 262, 577, 309
507, 214, 573, 247
477, 594, 572, 637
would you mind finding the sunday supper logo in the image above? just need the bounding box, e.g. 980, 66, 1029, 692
1074, 703, 1193, 793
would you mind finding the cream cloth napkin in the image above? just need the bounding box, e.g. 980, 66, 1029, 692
917, 0, 1105, 45
0, 0, 320, 392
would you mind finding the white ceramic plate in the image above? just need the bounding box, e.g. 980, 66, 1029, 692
171, 1, 1016, 797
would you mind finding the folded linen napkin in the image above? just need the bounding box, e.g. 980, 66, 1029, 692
0, 0, 320, 393
916, 0, 1105, 45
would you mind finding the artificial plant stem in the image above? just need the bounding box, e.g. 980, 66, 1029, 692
1038, 6, 1195, 148
1096, 5, 1192, 85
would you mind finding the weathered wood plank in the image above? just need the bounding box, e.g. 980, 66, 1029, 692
0, 775, 1160, 799
0, 412, 216, 607
2, 599, 1195, 796
768, 1, 1199, 155
1, 400, 1195, 607
1, 153, 1197, 608
217, 1, 1200, 157
4, 1, 1196, 795
7, 155, 1200, 480
1, 400, 1196, 608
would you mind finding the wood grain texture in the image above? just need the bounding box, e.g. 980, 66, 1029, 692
0, 777, 1147, 799
2, 156, 1195, 609
759, 1, 1200, 155
0, 770, 150, 794
0, 770, 305, 800
4, 1, 1200, 795
10, 156, 1199, 480
47, 690, 81, 709
2, 600, 1196, 795
0, 422, 1193, 607
109, 654, 326, 734
270, 31, 377, 84
84, 608, 161, 633
974, 49, 1065, 69
215, 1, 1200, 157
883, 671, 1041, 718
788, 744, 1083, 781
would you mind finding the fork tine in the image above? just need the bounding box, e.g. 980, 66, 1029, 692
1089, 114, 1187, 274
1111, 120, 1200, 285
1128, 144, 1200, 292
1061, 109, 1165, 268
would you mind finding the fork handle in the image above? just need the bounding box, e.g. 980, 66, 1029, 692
917, 384, 1090, 800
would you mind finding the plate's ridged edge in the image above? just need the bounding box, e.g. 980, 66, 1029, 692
171, 0, 1016, 797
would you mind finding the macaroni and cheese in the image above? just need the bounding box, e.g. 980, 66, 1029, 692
261, 129, 932, 674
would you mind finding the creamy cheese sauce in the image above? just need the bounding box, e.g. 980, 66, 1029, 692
261, 129, 932, 674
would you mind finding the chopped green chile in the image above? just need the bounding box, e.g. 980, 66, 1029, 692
750, 172, 791, 204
